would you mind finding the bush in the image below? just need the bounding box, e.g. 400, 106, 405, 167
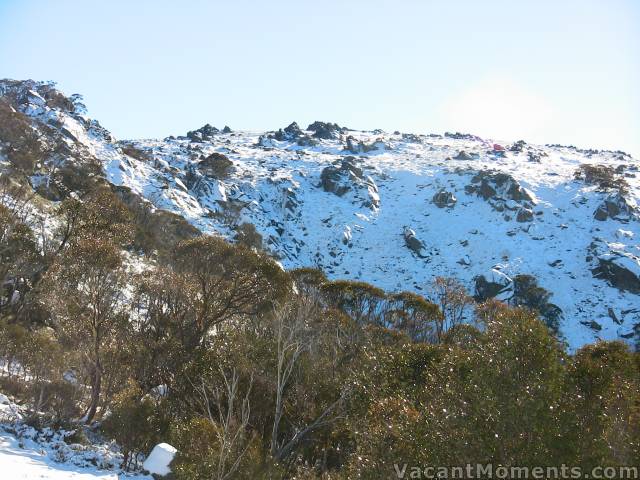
574, 164, 628, 192
233, 222, 263, 251
120, 144, 153, 163
102, 380, 167, 471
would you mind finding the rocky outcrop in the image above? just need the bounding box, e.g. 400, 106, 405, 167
516, 207, 534, 222
588, 240, 640, 294
432, 189, 457, 208
320, 157, 379, 209
273, 121, 303, 141
187, 124, 219, 142
593, 252, 640, 294
593, 193, 637, 222
466, 171, 536, 220
445, 132, 480, 141
453, 150, 473, 160
198, 152, 233, 178
467, 171, 533, 202
474, 268, 514, 302
403, 227, 426, 257
307, 121, 345, 140
344, 136, 388, 154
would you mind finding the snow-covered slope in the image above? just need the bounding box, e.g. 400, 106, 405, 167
0, 392, 150, 479
2, 80, 639, 349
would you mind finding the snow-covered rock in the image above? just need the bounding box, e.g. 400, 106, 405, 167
1, 79, 639, 350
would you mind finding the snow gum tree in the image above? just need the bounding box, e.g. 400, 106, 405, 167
41, 237, 127, 423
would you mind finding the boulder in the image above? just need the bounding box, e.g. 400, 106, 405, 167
593, 251, 640, 294
593, 206, 609, 221
198, 152, 233, 178
474, 268, 513, 302
478, 180, 497, 200
307, 121, 344, 139
516, 207, 534, 222
344, 136, 388, 154
432, 189, 457, 208
320, 165, 350, 196
403, 227, 426, 257
454, 150, 473, 160
319, 158, 379, 209
593, 193, 636, 221
187, 123, 219, 142
274, 121, 303, 141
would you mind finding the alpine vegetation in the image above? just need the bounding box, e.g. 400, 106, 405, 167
0, 80, 638, 479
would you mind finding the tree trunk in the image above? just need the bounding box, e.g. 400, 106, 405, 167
84, 364, 102, 424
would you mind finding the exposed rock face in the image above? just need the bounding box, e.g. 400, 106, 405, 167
593, 252, 640, 294
187, 124, 219, 142
307, 121, 344, 140
466, 171, 535, 221
474, 268, 514, 302
516, 207, 534, 222
344, 135, 388, 154
198, 152, 233, 178
274, 121, 303, 141
320, 157, 379, 209
589, 240, 640, 294
432, 189, 457, 208
593, 193, 637, 221
467, 171, 533, 202
403, 227, 426, 257
454, 150, 473, 160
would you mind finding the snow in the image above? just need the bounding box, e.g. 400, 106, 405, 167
0, 432, 118, 480
2, 81, 639, 350
0, 392, 152, 480
142, 443, 176, 476
46, 117, 640, 348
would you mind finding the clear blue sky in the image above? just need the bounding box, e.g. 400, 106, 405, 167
1, 0, 638, 156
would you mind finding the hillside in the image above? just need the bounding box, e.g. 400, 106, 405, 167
1, 79, 640, 478
2, 79, 637, 349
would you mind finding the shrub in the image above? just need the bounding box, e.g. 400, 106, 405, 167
574, 164, 628, 192
102, 380, 167, 470
120, 144, 153, 163
233, 222, 263, 251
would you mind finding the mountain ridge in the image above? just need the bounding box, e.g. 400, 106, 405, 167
1, 79, 639, 350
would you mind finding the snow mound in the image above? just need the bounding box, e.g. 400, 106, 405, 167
142, 443, 176, 477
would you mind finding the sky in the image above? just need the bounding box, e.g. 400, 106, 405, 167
1, 0, 638, 156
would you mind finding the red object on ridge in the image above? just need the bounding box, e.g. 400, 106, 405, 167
493, 143, 505, 152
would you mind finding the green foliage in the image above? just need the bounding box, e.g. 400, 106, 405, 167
512, 274, 563, 333
0, 171, 637, 478
563, 341, 640, 466
320, 280, 387, 325
233, 222, 263, 251
103, 380, 168, 470
0, 98, 43, 172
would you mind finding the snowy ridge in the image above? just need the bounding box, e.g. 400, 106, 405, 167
2, 81, 639, 349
